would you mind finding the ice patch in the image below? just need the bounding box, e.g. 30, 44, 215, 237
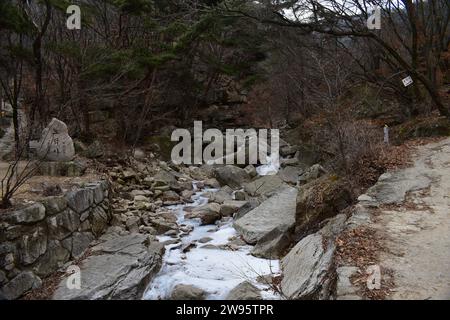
256, 152, 280, 176
144, 184, 281, 300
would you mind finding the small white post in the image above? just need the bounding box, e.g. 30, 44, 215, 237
383, 125, 389, 145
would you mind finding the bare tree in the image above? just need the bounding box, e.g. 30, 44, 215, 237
223, 0, 450, 117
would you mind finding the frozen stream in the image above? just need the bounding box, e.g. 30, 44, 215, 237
144, 184, 281, 300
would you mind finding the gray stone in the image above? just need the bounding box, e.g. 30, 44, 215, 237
208, 186, 233, 204
150, 218, 176, 234
0, 270, 6, 286
134, 195, 150, 203
279, 166, 302, 184
0, 271, 42, 300
79, 219, 91, 232
251, 226, 292, 259
34, 240, 70, 277
295, 145, 322, 167
298, 164, 327, 184
243, 175, 284, 197
281, 233, 331, 299
90, 206, 110, 236
214, 165, 250, 189
161, 190, 180, 202
6, 203, 46, 224
234, 186, 297, 244
220, 200, 248, 217
41, 196, 68, 216
280, 157, 300, 167
204, 178, 220, 188
52, 233, 164, 300
66, 188, 94, 214
1, 252, 15, 271
36, 118, 75, 161
70, 232, 94, 258
126, 216, 141, 233
192, 203, 221, 225
280, 145, 298, 157
47, 209, 80, 240
88, 183, 105, 204
170, 284, 206, 300
280, 214, 347, 299
296, 175, 352, 233
198, 237, 213, 243
154, 170, 177, 186
133, 148, 146, 159
19, 226, 47, 265
244, 165, 257, 178
130, 190, 152, 198
234, 190, 247, 201
365, 170, 431, 205
226, 281, 261, 300
233, 200, 261, 220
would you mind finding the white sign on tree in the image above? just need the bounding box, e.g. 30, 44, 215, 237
402, 76, 413, 87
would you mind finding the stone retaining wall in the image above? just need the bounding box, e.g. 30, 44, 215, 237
0, 181, 111, 299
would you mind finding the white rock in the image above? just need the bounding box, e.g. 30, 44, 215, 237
36, 118, 75, 161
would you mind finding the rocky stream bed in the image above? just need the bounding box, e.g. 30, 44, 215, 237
144, 183, 280, 300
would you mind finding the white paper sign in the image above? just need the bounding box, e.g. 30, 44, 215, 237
402, 76, 413, 87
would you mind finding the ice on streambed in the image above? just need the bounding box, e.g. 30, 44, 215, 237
256, 152, 280, 176
143, 185, 281, 300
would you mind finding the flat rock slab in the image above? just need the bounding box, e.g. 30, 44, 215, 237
281, 214, 346, 299
52, 232, 164, 300
233, 186, 297, 245
364, 169, 431, 205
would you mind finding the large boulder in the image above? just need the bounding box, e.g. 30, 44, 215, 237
296, 175, 352, 234
234, 186, 297, 258
214, 165, 250, 189
280, 214, 347, 299
36, 118, 75, 161
52, 232, 164, 300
